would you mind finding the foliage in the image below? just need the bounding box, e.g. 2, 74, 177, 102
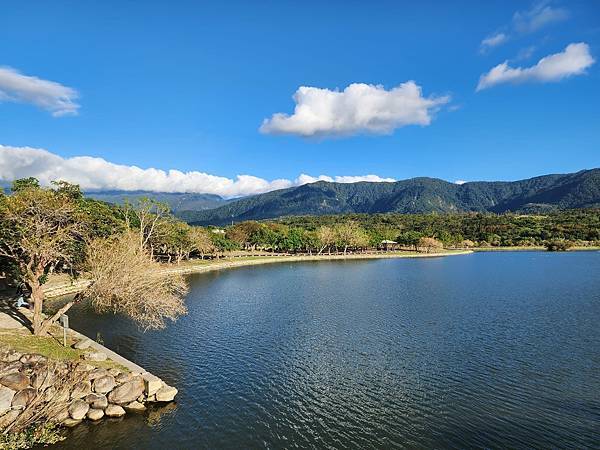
0, 423, 65, 449
186, 168, 600, 225
544, 239, 574, 251
83, 231, 188, 330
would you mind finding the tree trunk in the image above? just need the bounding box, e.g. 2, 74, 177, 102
31, 282, 44, 336
37, 301, 75, 336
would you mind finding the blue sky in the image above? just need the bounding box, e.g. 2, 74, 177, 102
0, 0, 599, 196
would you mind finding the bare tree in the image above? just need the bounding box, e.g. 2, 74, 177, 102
82, 231, 188, 330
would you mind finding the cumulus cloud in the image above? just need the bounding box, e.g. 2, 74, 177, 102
260, 82, 450, 138
477, 42, 594, 91
0, 67, 79, 116
0, 145, 395, 198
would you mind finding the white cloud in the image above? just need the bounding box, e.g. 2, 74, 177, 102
480, 33, 508, 52
0, 67, 79, 116
480, 1, 569, 52
477, 42, 594, 91
260, 81, 450, 138
454, 180, 467, 185
0, 145, 396, 198
513, 1, 569, 34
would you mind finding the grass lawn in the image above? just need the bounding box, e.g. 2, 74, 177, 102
0, 329, 127, 371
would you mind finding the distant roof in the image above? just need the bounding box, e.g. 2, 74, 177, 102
380, 240, 397, 244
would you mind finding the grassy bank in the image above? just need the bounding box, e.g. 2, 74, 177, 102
0, 328, 127, 371
44, 249, 471, 299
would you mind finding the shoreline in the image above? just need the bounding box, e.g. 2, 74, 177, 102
42, 246, 600, 299
44, 250, 472, 298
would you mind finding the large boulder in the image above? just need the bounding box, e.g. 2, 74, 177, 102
0, 350, 22, 363
0, 373, 30, 391
31, 367, 56, 390
0, 409, 20, 428
87, 368, 109, 380
73, 339, 93, 350
93, 375, 116, 394
20, 354, 46, 365
107, 376, 144, 405
85, 393, 108, 409
70, 381, 91, 399
0, 361, 23, 375
143, 373, 162, 396
155, 385, 178, 402
115, 372, 132, 384
68, 399, 89, 420
124, 401, 146, 412
11, 388, 37, 408
87, 408, 105, 421
105, 404, 125, 417
84, 351, 107, 362
0, 385, 16, 414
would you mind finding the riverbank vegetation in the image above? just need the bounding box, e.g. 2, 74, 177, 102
1, 178, 598, 335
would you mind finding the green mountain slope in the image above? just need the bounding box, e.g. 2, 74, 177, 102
185, 169, 600, 225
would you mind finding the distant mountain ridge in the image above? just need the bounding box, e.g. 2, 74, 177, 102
183, 169, 600, 225
86, 191, 229, 212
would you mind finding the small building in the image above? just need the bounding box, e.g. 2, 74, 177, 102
380, 240, 397, 251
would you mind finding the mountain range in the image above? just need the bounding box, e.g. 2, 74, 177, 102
181, 169, 600, 225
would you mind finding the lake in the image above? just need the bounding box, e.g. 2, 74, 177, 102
50, 252, 600, 449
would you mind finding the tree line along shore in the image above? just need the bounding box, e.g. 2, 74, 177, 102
0, 177, 598, 447
1, 177, 599, 331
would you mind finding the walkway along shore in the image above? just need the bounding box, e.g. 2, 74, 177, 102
44, 250, 473, 299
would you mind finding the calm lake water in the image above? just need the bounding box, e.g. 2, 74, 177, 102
50, 252, 600, 449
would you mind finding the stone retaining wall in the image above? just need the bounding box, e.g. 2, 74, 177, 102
0, 342, 177, 432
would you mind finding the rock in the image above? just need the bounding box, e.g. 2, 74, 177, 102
124, 401, 146, 412
73, 339, 93, 350
20, 354, 46, 365
143, 373, 163, 396
0, 373, 30, 391
85, 393, 108, 409
0, 409, 20, 428
11, 388, 36, 408
70, 381, 91, 399
0, 361, 23, 375
83, 351, 107, 362
43, 386, 57, 402
108, 368, 121, 377
88, 368, 108, 381
87, 408, 105, 421
115, 372, 132, 384
93, 375, 116, 394
105, 404, 125, 417
68, 399, 89, 420
0, 351, 22, 363
55, 406, 70, 422
0, 386, 16, 414
62, 418, 82, 427
155, 385, 178, 402
75, 363, 95, 372
107, 376, 144, 405
146, 394, 156, 402
32, 368, 55, 390
88, 368, 109, 380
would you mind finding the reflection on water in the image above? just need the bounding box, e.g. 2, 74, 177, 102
49, 252, 600, 449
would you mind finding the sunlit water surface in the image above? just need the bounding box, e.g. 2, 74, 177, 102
48, 252, 600, 449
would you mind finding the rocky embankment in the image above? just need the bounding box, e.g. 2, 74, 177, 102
0, 344, 177, 433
